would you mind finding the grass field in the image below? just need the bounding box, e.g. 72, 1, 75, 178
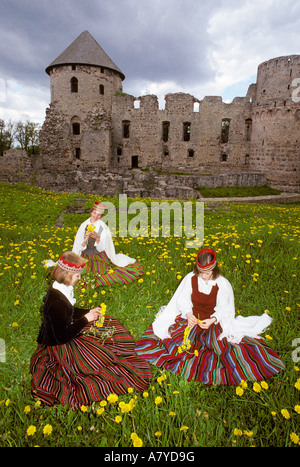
0, 182, 299, 447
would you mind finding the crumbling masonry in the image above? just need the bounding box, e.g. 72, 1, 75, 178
4, 31, 300, 196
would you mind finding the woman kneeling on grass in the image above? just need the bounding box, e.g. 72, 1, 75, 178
30, 251, 152, 409
135, 248, 285, 385
72, 201, 144, 286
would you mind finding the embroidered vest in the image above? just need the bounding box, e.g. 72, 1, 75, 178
191, 274, 219, 321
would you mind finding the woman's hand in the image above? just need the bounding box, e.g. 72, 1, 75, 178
198, 317, 216, 329
85, 307, 102, 323
88, 231, 100, 243
186, 312, 199, 328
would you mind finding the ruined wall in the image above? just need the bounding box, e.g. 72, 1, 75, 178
37, 54, 300, 192
111, 92, 254, 176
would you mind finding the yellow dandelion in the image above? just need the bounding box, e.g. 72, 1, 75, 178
253, 382, 261, 393
107, 393, 119, 403
155, 396, 162, 405
26, 425, 37, 436
290, 432, 300, 445
294, 405, 300, 414
281, 409, 291, 419
43, 424, 53, 436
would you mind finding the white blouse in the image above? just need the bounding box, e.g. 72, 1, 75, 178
72, 217, 136, 268
52, 281, 76, 305
152, 272, 272, 344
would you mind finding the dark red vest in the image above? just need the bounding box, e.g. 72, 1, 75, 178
191, 274, 219, 321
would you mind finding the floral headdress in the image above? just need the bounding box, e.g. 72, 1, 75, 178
57, 255, 86, 274
196, 248, 217, 272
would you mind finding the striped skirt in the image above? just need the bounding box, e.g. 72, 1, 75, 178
30, 316, 152, 408
135, 315, 285, 385
82, 252, 144, 287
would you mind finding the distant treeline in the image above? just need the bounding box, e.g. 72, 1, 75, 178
0, 119, 40, 156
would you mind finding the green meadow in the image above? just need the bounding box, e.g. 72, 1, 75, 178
0, 182, 299, 447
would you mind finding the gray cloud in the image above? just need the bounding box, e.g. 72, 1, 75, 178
0, 0, 299, 122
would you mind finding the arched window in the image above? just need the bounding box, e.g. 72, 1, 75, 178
71, 116, 80, 135
99, 84, 104, 95
70, 77, 78, 93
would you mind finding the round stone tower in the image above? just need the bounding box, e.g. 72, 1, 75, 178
250, 55, 300, 190
40, 31, 125, 169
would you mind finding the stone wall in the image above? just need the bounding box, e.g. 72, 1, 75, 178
0, 149, 32, 183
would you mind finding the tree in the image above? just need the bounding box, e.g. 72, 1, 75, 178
0, 119, 15, 156
14, 120, 40, 156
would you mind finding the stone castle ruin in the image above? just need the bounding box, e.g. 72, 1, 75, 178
2, 31, 300, 197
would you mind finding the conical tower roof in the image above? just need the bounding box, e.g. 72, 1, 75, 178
46, 30, 125, 80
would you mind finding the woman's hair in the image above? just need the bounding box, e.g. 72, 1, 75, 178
52, 252, 88, 286
193, 251, 220, 279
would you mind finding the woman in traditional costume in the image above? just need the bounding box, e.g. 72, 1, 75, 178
135, 248, 285, 385
72, 201, 144, 286
30, 252, 152, 408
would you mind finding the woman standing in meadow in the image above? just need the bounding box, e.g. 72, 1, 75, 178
30, 251, 152, 408
136, 248, 285, 385
72, 201, 144, 286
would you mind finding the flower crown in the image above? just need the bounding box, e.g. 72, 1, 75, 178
57, 255, 86, 274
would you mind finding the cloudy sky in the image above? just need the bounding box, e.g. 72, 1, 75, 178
0, 0, 299, 124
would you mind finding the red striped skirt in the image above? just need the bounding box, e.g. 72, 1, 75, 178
82, 252, 144, 287
135, 315, 285, 385
30, 316, 152, 408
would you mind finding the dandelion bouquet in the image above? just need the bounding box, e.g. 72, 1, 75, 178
95, 302, 107, 328
85, 224, 95, 239
178, 319, 203, 354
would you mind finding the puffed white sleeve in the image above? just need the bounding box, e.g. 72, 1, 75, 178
72, 221, 88, 255
152, 272, 193, 339
211, 276, 235, 324
212, 276, 272, 344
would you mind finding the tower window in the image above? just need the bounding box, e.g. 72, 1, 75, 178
72, 123, 80, 135
75, 148, 81, 159
188, 149, 194, 158
162, 121, 170, 142
123, 120, 130, 138
99, 84, 104, 95
245, 118, 252, 141
131, 155, 138, 168
183, 122, 191, 141
70, 77, 78, 93
221, 153, 228, 162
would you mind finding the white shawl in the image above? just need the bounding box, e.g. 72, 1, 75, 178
152, 272, 272, 344
72, 218, 136, 268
